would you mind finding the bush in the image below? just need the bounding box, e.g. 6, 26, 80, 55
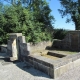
53, 29, 68, 40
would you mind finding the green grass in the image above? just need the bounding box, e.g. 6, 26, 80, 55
51, 50, 77, 55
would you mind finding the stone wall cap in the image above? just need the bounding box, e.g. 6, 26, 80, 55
68, 30, 80, 32
0, 45, 7, 47
9, 33, 22, 36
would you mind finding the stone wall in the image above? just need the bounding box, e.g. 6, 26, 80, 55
6, 33, 52, 61
30, 41, 52, 53
0, 45, 7, 53
53, 30, 80, 51
20, 43, 30, 57
19, 41, 52, 57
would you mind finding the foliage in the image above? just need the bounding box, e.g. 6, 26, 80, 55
53, 29, 68, 40
0, 0, 54, 44
59, 0, 80, 30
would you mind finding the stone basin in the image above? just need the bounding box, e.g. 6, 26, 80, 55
28, 51, 80, 79
41, 51, 66, 60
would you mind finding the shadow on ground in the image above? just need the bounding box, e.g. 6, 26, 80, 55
0, 52, 51, 79
14, 61, 51, 79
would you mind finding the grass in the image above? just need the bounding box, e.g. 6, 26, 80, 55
50, 50, 78, 55
31, 48, 78, 56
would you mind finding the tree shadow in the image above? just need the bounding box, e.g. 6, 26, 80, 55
13, 61, 51, 79
0, 53, 51, 79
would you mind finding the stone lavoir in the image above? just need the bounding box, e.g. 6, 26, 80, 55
1, 31, 80, 79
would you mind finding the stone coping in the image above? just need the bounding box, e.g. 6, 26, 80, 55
0, 45, 7, 47
68, 30, 80, 32
28, 52, 80, 69
47, 51, 66, 58
9, 33, 22, 36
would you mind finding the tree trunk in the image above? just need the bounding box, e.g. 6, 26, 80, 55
74, 0, 80, 30
75, 22, 80, 30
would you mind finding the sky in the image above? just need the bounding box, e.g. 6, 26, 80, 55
48, 0, 75, 30
2, 0, 75, 30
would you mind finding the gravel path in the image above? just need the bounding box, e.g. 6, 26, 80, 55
0, 53, 80, 80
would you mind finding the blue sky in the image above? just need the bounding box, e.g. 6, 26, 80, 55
48, 0, 75, 30
2, 0, 75, 30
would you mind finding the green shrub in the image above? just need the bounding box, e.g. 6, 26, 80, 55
53, 29, 68, 40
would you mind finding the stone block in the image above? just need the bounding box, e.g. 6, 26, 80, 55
77, 53, 80, 59
28, 55, 34, 60
7, 33, 23, 61
33, 57, 42, 64
20, 43, 30, 56
54, 62, 73, 78
29, 59, 33, 65
7, 40, 12, 54
26, 43, 30, 51
72, 55, 78, 61
37, 63, 49, 74
73, 58, 80, 68
30, 41, 52, 53
49, 68, 54, 78
0, 45, 7, 53
10, 57, 18, 61
41, 61, 50, 67
18, 36, 26, 43
33, 61, 38, 69
33, 56, 45, 63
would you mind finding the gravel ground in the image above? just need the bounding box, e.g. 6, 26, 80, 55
0, 53, 80, 80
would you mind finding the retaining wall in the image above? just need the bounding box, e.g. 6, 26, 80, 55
30, 41, 52, 53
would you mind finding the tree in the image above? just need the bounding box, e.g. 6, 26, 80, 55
53, 29, 68, 40
0, 0, 54, 44
2, 0, 54, 29
59, 0, 80, 30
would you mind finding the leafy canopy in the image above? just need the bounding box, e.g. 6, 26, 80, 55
59, 0, 80, 30
0, 0, 54, 44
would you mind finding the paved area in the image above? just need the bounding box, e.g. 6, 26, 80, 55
0, 52, 80, 80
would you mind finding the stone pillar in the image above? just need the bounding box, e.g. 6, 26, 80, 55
18, 36, 26, 60
18, 36, 26, 43
7, 33, 22, 61
27, 43, 30, 52
10, 38, 18, 61
7, 40, 12, 56
20, 43, 31, 57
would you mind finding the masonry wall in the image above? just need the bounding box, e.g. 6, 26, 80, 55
28, 52, 80, 79
53, 31, 80, 51
0, 45, 7, 53
30, 41, 52, 53
19, 41, 52, 57
2, 32, 80, 79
